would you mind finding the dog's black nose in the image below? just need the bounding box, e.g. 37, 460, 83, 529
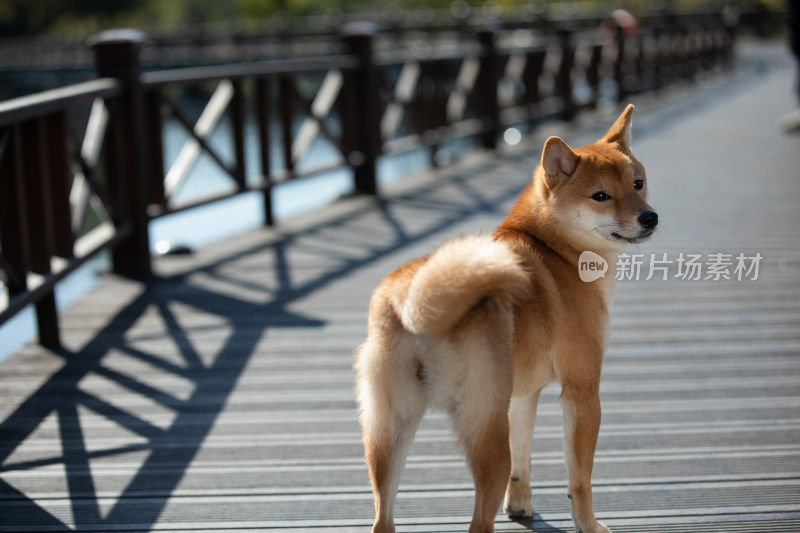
638, 211, 659, 230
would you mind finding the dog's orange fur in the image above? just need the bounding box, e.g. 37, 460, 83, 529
355, 105, 656, 533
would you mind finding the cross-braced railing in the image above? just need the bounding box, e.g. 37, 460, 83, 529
0, 12, 737, 349
0, 79, 129, 348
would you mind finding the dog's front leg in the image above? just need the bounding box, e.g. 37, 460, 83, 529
561, 388, 611, 533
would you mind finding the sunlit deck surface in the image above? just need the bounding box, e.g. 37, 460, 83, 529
2, 43, 800, 532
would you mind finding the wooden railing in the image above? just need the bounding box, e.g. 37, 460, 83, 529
0, 13, 736, 349
0, 78, 125, 347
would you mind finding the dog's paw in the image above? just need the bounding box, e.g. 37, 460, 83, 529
576, 520, 611, 533
503, 498, 533, 518
595, 520, 612, 533
504, 502, 533, 518
504, 481, 533, 518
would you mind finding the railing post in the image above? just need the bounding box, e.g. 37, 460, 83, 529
20, 119, 60, 348
90, 29, 151, 279
231, 79, 247, 190
587, 42, 603, 106
255, 77, 274, 226
557, 26, 576, 121
278, 75, 295, 181
653, 24, 665, 90
476, 26, 500, 150
523, 48, 546, 120
144, 90, 166, 208
0, 127, 29, 297
341, 22, 379, 196
45, 112, 75, 260
614, 23, 628, 103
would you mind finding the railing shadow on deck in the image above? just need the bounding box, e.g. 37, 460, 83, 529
0, 152, 537, 529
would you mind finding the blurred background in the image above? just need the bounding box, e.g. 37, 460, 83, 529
0, 0, 789, 100
0, 0, 787, 39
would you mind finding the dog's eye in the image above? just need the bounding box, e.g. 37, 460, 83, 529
633, 179, 644, 190
591, 191, 611, 202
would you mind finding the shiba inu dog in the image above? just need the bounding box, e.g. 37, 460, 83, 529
355, 105, 657, 533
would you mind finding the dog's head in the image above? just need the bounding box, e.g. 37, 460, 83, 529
539, 104, 657, 250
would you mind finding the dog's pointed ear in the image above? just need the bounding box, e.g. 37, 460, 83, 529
541, 136, 580, 187
602, 103, 634, 149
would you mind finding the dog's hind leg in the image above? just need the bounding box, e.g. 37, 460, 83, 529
356, 341, 426, 533
448, 323, 514, 532
451, 381, 512, 533
460, 407, 512, 533
363, 411, 424, 533
503, 388, 542, 518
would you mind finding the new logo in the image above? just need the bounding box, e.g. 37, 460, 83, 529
579, 251, 608, 283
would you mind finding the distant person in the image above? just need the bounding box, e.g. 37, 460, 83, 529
780, 0, 800, 132
599, 8, 639, 42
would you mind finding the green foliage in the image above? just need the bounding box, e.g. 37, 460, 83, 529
0, 0, 789, 38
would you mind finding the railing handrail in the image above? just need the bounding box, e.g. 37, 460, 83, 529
141, 54, 359, 88
0, 78, 120, 127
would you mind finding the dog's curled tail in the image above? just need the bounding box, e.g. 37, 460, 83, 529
400, 235, 529, 338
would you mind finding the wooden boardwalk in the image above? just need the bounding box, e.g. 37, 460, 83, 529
2, 42, 800, 532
